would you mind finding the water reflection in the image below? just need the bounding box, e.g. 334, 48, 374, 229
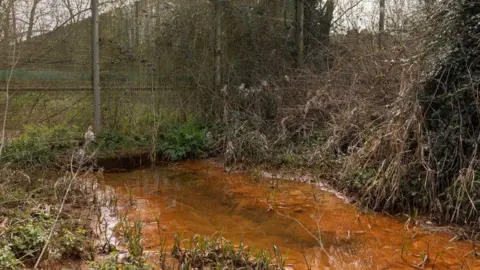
103, 160, 478, 269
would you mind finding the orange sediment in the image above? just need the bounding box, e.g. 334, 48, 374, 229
103, 160, 479, 269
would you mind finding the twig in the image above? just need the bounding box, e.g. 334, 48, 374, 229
275, 210, 334, 262
0, 31, 19, 157
34, 151, 84, 268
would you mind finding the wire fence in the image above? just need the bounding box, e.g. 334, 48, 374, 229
0, 0, 192, 136
0, 0, 297, 138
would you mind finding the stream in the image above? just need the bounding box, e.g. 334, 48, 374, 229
102, 159, 478, 269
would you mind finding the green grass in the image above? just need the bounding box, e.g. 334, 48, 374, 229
172, 234, 286, 269
91, 233, 286, 270
0, 124, 80, 167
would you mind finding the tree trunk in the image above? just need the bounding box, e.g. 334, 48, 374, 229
27, 0, 40, 40
145, 1, 152, 47
295, 0, 304, 67
302, 0, 334, 69
154, 0, 162, 75
134, 0, 140, 48
11, 0, 15, 44
214, 0, 222, 92
379, 0, 385, 49
318, 0, 334, 51
214, 0, 225, 124
4, 1, 11, 45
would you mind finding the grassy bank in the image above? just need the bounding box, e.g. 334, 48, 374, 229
0, 120, 215, 168
90, 221, 287, 270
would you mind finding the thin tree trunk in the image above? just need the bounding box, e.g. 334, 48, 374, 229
27, 0, 40, 40
145, 1, 151, 47
214, 0, 230, 167
91, 0, 101, 135
379, 0, 385, 49
134, 0, 140, 48
214, 0, 225, 125
321, 0, 335, 49
4, 1, 10, 45
318, 0, 334, 70
154, 0, 161, 76
295, 0, 304, 67
11, 0, 16, 45
214, 0, 222, 92
0, 1, 16, 157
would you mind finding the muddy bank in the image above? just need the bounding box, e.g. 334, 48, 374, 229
102, 159, 479, 269
97, 149, 153, 171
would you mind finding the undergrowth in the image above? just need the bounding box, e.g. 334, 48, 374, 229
339, 0, 480, 228
172, 234, 286, 269
91, 232, 286, 270
0, 120, 213, 167
0, 124, 79, 167
0, 168, 96, 268
216, 0, 480, 231
157, 121, 209, 161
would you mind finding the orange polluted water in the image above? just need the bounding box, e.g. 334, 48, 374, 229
102, 160, 479, 269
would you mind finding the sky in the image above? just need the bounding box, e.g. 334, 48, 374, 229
6, 0, 421, 42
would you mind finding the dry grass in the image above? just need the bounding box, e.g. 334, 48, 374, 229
223, 0, 479, 232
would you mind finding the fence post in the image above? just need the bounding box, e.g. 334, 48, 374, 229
91, 0, 101, 135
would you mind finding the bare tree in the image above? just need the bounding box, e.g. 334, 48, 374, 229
379, 0, 385, 48
27, 0, 41, 40
320, 0, 334, 49
2, 0, 12, 44
296, 0, 304, 67
134, 0, 139, 48
303, 0, 334, 68
214, 0, 222, 92
60, 0, 90, 24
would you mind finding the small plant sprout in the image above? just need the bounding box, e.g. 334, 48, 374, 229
124, 184, 136, 206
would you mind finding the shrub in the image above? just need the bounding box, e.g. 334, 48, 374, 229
1, 124, 80, 166
98, 129, 151, 153
99, 130, 132, 152
0, 245, 22, 269
58, 228, 89, 259
9, 222, 48, 260
89, 255, 119, 270
340, 0, 480, 227
158, 122, 208, 161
